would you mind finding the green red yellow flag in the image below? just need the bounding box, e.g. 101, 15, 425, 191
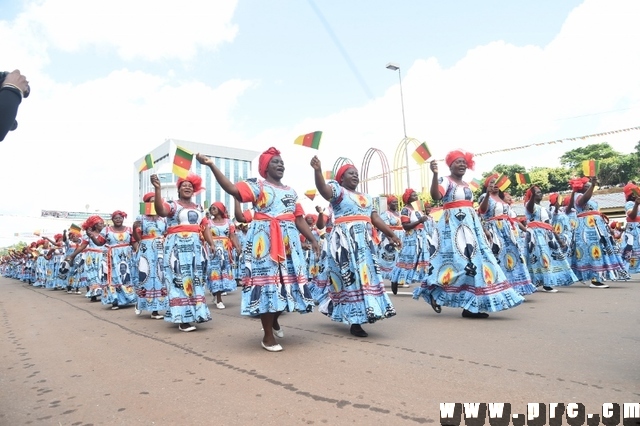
69, 224, 82, 234
140, 202, 156, 215
515, 173, 531, 185
468, 178, 482, 191
496, 174, 511, 191
324, 170, 334, 180
411, 199, 425, 212
173, 146, 193, 178
294, 131, 322, 149
304, 189, 317, 201
139, 153, 154, 173
582, 160, 601, 177
411, 142, 432, 164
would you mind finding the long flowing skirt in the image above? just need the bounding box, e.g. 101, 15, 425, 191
135, 239, 169, 312
572, 214, 626, 281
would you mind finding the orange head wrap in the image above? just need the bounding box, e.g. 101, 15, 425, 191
210, 201, 227, 218
177, 173, 203, 195
402, 188, 415, 205
335, 164, 356, 184
445, 149, 475, 171
258, 147, 281, 179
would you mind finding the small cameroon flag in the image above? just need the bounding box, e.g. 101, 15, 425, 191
294, 131, 322, 149
582, 160, 601, 177
140, 202, 156, 215
411, 142, 432, 164
69, 224, 82, 234
515, 173, 531, 185
469, 178, 482, 191
324, 170, 334, 180
411, 199, 425, 212
173, 146, 193, 178
139, 153, 154, 173
304, 189, 317, 201
496, 174, 511, 191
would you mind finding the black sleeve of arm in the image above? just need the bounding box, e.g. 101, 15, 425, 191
0, 87, 22, 142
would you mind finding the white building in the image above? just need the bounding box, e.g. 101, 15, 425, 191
133, 139, 259, 219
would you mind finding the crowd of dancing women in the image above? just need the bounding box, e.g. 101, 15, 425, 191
2, 148, 639, 352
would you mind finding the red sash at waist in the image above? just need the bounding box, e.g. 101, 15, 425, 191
627, 215, 640, 223
528, 221, 553, 231
577, 211, 602, 218
141, 235, 161, 240
253, 212, 296, 263
443, 200, 474, 209
334, 215, 380, 244
166, 225, 201, 235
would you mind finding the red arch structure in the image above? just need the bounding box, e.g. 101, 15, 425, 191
361, 148, 391, 195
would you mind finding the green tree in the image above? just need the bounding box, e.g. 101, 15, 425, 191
559, 142, 619, 169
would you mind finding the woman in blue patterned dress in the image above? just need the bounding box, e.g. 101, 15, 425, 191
197, 148, 319, 352
151, 173, 214, 332
620, 183, 640, 274
206, 201, 240, 309
389, 189, 430, 295
548, 193, 573, 258
377, 195, 404, 282
66, 216, 107, 302
132, 192, 168, 319
478, 174, 535, 295
65, 228, 84, 293
310, 156, 401, 338
414, 150, 524, 318
571, 177, 626, 287
524, 186, 577, 292
302, 213, 322, 280
88, 211, 138, 310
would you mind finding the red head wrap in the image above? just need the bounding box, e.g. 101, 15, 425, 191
82, 215, 104, 231
210, 201, 227, 218
54, 233, 63, 241
523, 186, 539, 204
569, 177, 590, 191
548, 193, 559, 205
305, 214, 318, 225
402, 188, 415, 205
258, 147, 281, 179
484, 173, 499, 188
142, 192, 155, 202
112, 210, 127, 219
177, 173, 204, 195
445, 149, 475, 171
335, 164, 357, 184
610, 221, 618, 230
623, 182, 638, 199
386, 194, 398, 204
562, 195, 571, 207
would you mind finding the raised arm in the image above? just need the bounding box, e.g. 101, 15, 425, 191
430, 161, 442, 201
371, 211, 402, 248
150, 174, 171, 217
576, 177, 597, 208
197, 153, 241, 200
65, 239, 88, 262
310, 156, 332, 201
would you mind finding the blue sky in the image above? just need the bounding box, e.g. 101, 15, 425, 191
1, 0, 639, 226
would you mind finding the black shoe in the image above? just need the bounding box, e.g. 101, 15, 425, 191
391, 282, 398, 295
462, 309, 489, 319
541, 286, 559, 293
350, 324, 368, 337
90, 296, 97, 302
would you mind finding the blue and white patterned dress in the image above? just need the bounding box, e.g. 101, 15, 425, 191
162, 202, 212, 324
413, 176, 524, 312
389, 206, 430, 285
478, 194, 535, 295
550, 206, 573, 257
622, 201, 640, 274
83, 237, 106, 299
525, 204, 577, 287
206, 218, 238, 294
572, 194, 626, 281
312, 180, 396, 325
235, 178, 314, 316
377, 209, 404, 280
99, 226, 137, 307
234, 229, 248, 281
134, 215, 168, 313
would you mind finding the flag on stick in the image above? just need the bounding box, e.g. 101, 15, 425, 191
411, 142, 432, 164
140, 202, 156, 215
138, 153, 154, 173
324, 170, 334, 180
515, 173, 531, 185
294, 131, 322, 149
469, 178, 482, 191
411, 199, 425, 212
631, 186, 640, 198
496, 175, 511, 191
203, 200, 210, 209
173, 146, 193, 178
582, 160, 601, 177
69, 224, 82, 234
304, 189, 317, 201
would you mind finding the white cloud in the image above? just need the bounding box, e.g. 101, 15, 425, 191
23, 0, 239, 61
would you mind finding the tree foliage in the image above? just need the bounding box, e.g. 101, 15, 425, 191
559, 142, 619, 169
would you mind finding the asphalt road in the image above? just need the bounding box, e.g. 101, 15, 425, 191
1, 277, 638, 425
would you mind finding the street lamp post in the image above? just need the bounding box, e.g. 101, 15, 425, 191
386, 62, 410, 188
